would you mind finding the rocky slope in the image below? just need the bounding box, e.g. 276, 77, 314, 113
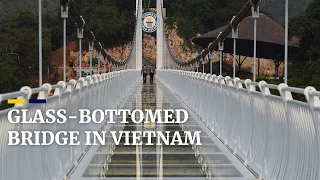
55, 25, 282, 79
52, 42, 132, 68
142, 28, 199, 61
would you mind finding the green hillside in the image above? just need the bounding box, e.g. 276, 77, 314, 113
260, 0, 312, 24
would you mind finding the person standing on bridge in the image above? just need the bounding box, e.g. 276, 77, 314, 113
150, 65, 155, 83
141, 65, 147, 83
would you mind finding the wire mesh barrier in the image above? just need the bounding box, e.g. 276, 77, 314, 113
0, 70, 140, 180
157, 69, 320, 180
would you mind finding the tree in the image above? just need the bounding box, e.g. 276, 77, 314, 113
284, 0, 320, 90
0, 54, 24, 93
0, 10, 53, 91
43, 10, 78, 50
288, 61, 320, 91
166, 0, 218, 43
0, 27, 52, 76
290, 0, 320, 62
164, 0, 271, 49
0, 10, 37, 32
83, 0, 136, 48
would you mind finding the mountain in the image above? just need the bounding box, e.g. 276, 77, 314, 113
0, 0, 312, 24
260, 0, 313, 24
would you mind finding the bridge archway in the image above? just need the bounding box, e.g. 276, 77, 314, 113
135, 0, 164, 70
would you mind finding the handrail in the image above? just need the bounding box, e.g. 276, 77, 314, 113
0, 69, 141, 180
157, 69, 320, 180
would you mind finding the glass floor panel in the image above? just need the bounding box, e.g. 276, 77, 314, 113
69, 78, 256, 180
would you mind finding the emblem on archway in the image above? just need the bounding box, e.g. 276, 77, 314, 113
142, 12, 157, 33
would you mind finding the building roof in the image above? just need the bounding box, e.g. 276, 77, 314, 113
192, 14, 299, 60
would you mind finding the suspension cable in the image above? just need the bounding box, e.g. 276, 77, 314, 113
162, 0, 261, 67
60, 0, 137, 67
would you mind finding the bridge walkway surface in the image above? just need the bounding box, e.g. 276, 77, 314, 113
69, 77, 256, 180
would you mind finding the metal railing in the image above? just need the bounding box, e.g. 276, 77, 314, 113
0, 70, 140, 180
157, 69, 320, 180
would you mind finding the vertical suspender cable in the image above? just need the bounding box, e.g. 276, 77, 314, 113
209, 52, 212, 75
284, 0, 288, 84
233, 38, 236, 79
89, 41, 93, 76
253, 18, 257, 82
220, 51, 223, 75
98, 52, 100, 74
79, 38, 82, 77
252, 2, 259, 82
202, 56, 205, 73
63, 18, 67, 81
61, 4, 69, 82
231, 16, 238, 79
39, 0, 42, 86
104, 58, 106, 73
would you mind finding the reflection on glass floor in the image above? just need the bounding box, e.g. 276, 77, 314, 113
69, 77, 256, 180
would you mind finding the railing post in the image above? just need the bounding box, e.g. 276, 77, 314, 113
305, 87, 320, 180
39, 83, 52, 100
17, 86, 33, 108
277, 83, 292, 179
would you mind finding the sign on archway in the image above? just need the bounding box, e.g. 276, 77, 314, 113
142, 12, 157, 33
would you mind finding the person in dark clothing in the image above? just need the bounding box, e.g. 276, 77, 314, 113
141, 65, 147, 83
150, 65, 155, 83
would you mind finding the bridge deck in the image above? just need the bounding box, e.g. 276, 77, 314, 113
69, 77, 256, 179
